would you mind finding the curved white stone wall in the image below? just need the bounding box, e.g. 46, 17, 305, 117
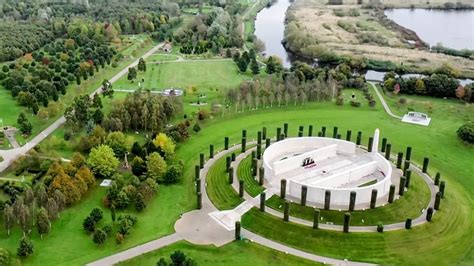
263, 137, 392, 209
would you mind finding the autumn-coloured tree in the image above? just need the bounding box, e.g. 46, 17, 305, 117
153, 133, 175, 160
147, 152, 167, 181
87, 145, 119, 178
455, 85, 466, 101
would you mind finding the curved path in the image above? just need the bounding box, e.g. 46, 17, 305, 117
368, 82, 402, 119
231, 145, 437, 232
0, 43, 165, 173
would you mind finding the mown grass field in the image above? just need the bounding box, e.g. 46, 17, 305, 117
266, 170, 431, 226
118, 240, 319, 266
206, 150, 244, 210
237, 153, 265, 197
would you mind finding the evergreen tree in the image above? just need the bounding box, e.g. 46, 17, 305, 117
92, 229, 107, 246
17, 236, 34, 257
251, 59, 260, 75
137, 58, 146, 72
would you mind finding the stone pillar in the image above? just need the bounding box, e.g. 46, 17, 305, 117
257, 131, 262, 145
228, 167, 234, 184
349, 191, 356, 211
258, 167, 264, 186
396, 152, 403, 169
239, 180, 244, 197
260, 192, 266, 212
399, 176, 406, 196
209, 144, 214, 158
405, 146, 412, 161
403, 160, 411, 174
385, 143, 391, 160
235, 221, 241, 240
252, 158, 258, 177
197, 192, 202, 209
370, 189, 377, 209
426, 207, 434, 221
195, 165, 200, 180
265, 138, 271, 148
283, 201, 290, 221
405, 169, 411, 188
196, 178, 201, 193
242, 129, 247, 138
388, 184, 396, 203
321, 126, 326, 137
381, 138, 387, 152
241, 137, 246, 152
231, 152, 236, 161
356, 131, 362, 145
298, 126, 304, 137
284, 123, 289, 138
262, 127, 267, 140
324, 190, 331, 210
224, 137, 229, 150
343, 213, 351, 233
276, 127, 282, 141
313, 209, 320, 229
405, 218, 412, 229
333, 126, 338, 138
199, 153, 204, 169
308, 125, 313, 136
434, 172, 441, 186
368, 137, 374, 152
439, 181, 446, 198
226, 156, 231, 173
422, 157, 429, 173
346, 130, 352, 141
280, 179, 287, 199
434, 191, 442, 210
301, 185, 307, 206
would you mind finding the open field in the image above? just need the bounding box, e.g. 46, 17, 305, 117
286, 0, 474, 77
118, 240, 319, 266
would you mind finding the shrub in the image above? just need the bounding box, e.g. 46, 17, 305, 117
350, 100, 361, 107
457, 122, 474, 143
17, 236, 34, 257
377, 222, 384, 232
336, 96, 344, 105
368, 100, 376, 107
193, 122, 201, 133
398, 98, 407, 104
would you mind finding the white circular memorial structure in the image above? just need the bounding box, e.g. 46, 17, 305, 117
262, 129, 393, 209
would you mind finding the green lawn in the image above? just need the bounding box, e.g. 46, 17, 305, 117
118, 240, 319, 266
146, 53, 179, 62
266, 171, 431, 226
237, 153, 264, 197
206, 150, 244, 210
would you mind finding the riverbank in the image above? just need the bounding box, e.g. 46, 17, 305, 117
368, 0, 473, 9
282, 0, 474, 78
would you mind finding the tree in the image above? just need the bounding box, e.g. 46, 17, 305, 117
83, 216, 96, 233
106, 131, 129, 157
266, 56, 276, 74
237, 57, 248, 72
131, 156, 146, 177
164, 164, 183, 184
131, 141, 142, 157
3, 205, 14, 236
147, 152, 167, 181
92, 229, 107, 246
137, 58, 146, 72
170, 250, 187, 265
90, 207, 103, 223
135, 193, 146, 212
127, 67, 137, 81
251, 59, 260, 75
87, 145, 119, 178
36, 208, 50, 239
193, 122, 201, 133
457, 122, 474, 144
17, 112, 32, 135
17, 236, 34, 257
153, 133, 175, 159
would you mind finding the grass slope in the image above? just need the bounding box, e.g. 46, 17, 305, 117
237, 153, 264, 197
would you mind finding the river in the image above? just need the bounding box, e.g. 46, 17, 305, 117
384, 9, 474, 50
254, 0, 293, 67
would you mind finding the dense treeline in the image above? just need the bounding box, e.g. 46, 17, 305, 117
0, 1, 180, 62
383, 72, 473, 102
175, 6, 243, 54
104, 90, 183, 133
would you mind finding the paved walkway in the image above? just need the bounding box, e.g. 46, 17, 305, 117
86, 233, 183, 266
368, 82, 402, 119
0, 43, 165, 173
